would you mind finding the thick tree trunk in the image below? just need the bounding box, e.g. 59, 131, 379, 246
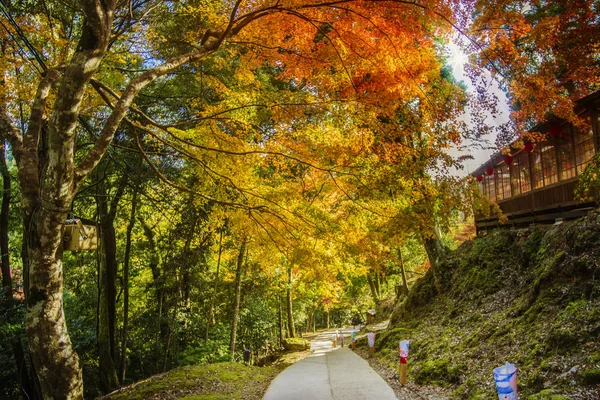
229, 239, 246, 359
205, 228, 223, 341
0, 138, 11, 298
24, 209, 84, 399
286, 266, 295, 338
14, 3, 116, 396
119, 189, 137, 385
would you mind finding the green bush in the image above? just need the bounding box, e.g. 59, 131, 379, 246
177, 341, 231, 366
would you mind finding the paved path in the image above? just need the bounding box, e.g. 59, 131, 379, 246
263, 328, 397, 400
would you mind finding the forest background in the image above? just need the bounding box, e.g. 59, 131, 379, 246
0, 0, 598, 398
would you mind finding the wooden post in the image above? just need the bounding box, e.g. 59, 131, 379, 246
367, 332, 375, 358
400, 362, 407, 384
399, 340, 409, 385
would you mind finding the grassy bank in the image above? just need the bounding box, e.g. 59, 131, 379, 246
370, 215, 600, 399
98, 348, 315, 400
99, 362, 280, 400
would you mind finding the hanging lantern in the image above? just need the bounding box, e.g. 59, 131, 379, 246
476, 174, 484, 182
524, 143, 534, 153
63, 219, 97, 251
486, 167, 494, 176
502, 154, 514, 165
549, 125, 562, 137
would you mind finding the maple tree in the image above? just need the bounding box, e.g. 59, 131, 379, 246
463, 0, 600, 145
5, 0, 592, 397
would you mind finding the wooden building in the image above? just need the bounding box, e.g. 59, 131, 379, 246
473, 91, 600, 232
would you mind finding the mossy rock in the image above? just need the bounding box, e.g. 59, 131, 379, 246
588, 351, 600, 363
282, 338, 310, 351
526, 389, 571, 400
581, 368, 600, 385
414, 358, 462, 386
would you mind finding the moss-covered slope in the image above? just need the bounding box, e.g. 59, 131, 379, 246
379, 216, 600, 399
99, 363, 281, 400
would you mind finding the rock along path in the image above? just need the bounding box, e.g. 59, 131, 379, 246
263, 328, 397, 400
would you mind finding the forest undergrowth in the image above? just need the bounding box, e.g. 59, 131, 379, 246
366, 214, 600, 399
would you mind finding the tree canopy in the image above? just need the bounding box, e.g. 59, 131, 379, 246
0, 0, 598, 398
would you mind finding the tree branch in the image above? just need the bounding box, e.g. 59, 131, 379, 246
0, 109, 22, 163
132, 128, 265, 211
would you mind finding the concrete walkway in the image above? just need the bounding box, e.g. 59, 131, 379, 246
263, 328, 397, 400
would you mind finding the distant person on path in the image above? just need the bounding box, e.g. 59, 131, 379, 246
352, 314, 361, 330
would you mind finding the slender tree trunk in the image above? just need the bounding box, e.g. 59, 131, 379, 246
229, 239, 246, 359
162, 304, 177, 372
398, 248, 409, 296
278, 296, 284, 346
12, 339, 42, 400
367, 273, 380, 305
286, 266, 295, 338
0, 138, 11, 298
324, 310, 329, 329
205, 228, 223, 341
141, 221, 165, 371
179, 214, 196, 328
180, 208, 198, 319
96, 172, 126, 393
119, 189, 138, 385
423, 232, 449, 294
